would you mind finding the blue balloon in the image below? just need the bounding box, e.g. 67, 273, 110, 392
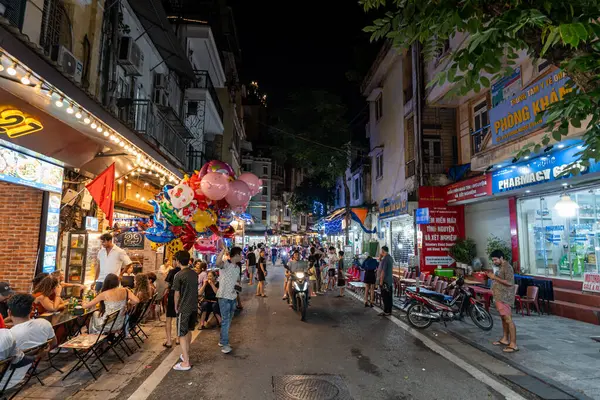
163, 185, 174, 201
145, 226, 175, 243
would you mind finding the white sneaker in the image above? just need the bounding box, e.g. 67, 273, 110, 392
218, 342, 224, 347
221, 345, 232, 354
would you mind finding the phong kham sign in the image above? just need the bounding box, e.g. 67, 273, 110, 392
490, 69, 571, 146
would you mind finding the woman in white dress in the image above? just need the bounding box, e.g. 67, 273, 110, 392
83, 273, 139, 334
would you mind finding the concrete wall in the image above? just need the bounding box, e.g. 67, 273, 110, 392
464, 198, 511, 268
369, 56, 406, 205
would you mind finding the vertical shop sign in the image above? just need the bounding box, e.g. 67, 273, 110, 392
418, 187, 465, 272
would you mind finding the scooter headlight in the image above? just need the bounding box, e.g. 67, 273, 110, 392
295, 272, 305, 279
293, 282, 301, 291
302, 281, 308, 291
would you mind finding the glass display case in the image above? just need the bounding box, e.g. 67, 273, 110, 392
65, 232, 88, 284
518, 188, 600, 280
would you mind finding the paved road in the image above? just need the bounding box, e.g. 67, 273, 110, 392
145, 264, 507, 400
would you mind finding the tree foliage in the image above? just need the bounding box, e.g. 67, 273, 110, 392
361, 0, 600, 167
288, 173, 332, 216
273, 90, 351, 186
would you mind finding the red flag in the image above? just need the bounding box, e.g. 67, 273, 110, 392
86, 163, 116, 227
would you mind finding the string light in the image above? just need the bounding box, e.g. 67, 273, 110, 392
141, 197, 146, 202
117, 179, 123, 184
6, 64, 16, 76
20, 74, 31, 85
135, 192, 140, 199
0, 53, 183, 187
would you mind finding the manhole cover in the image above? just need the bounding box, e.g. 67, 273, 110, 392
273, 375, 353, 400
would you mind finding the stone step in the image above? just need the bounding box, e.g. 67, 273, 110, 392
553, 287, 600, 308
550, 300, 600, 325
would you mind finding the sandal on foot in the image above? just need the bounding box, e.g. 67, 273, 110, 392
492, 340, 509, 346
503, 346, 519, 353
173, 362, 191, 371
162, 342, 172, 348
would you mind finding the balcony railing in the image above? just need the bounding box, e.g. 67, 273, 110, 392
191, 70, 224, 121
1, 0, 26, 29
471, 124, 490, 154
119, 99, 187, 166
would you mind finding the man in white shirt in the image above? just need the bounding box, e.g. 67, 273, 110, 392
94, 233, 133, 292
216, 242, 242, 355
5, 294, 55, 389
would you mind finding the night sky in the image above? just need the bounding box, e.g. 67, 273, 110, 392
229, 0, 379, 118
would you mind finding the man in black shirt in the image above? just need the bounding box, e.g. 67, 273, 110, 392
308, 248, 322, 294
172, 251, 198, 371
0, 282, 14, 319
246, 246, 257, 286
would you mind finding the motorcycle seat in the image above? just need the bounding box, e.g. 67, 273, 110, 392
405, 287, 453, 303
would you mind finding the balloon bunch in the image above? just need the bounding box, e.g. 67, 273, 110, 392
145, 160, 262, 253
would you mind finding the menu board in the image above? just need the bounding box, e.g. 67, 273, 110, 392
0, 145, 63, 193
42, 193, 61, 273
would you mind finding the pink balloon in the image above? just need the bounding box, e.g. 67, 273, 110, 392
238, 172, 261, 195
232, 203, 248, 214
225, 180, 251, 206
200, 172, 231, 201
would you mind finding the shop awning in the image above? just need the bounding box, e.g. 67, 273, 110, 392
323, 207, 376, 235
127, 0, 196, 81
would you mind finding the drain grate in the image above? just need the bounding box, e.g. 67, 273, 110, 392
273, 375, 353, 400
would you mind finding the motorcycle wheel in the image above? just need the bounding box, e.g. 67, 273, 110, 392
469, 303, 494, 331
406, 303, 433, 329
297, 295, 307, 321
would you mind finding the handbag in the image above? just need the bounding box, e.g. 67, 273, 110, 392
234, 284, 242, 293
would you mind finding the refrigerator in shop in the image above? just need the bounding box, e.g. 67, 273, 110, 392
65, 232, 88, 284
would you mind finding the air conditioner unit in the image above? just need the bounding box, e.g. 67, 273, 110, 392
117, 36, 144, 76
50, 45, 83, 83
153, 88, 169, 107
154, 73, 167, 89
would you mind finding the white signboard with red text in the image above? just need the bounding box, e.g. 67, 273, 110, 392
582, 273, 600, 293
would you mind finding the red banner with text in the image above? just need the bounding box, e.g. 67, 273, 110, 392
445, 174, 491, 204
419, 186, 465, 273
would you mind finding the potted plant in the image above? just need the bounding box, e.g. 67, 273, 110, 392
485, 235, 512, 267
448, 238, 477, 268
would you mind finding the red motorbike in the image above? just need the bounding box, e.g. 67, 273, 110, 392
404, 276, 493, 331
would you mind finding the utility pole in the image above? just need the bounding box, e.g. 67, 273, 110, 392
412, 42, 424, 287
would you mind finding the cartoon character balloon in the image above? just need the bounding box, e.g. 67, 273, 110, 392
160, 200, 184, 226
168, 184, 194, 209
199, 160, 235, 181
194, 237, 217, 253
238, 172, 261, 196
225, 179, 251, 207
200, 172, 231, 201
192, 209, 217, 232
178, 200, 199, 222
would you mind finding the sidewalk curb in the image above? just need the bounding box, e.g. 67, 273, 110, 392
445, 329, 595, 400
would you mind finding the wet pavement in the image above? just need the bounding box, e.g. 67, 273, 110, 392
144, 264, 508, 400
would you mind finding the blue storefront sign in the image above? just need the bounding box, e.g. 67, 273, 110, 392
491, 145, 599, 194
416, 208, 430, 225
490, 69, 571, 146
379, 191, 408, 219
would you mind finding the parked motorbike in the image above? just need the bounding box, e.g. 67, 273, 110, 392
404, 276, 493, 331
290, 271, 310, 321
